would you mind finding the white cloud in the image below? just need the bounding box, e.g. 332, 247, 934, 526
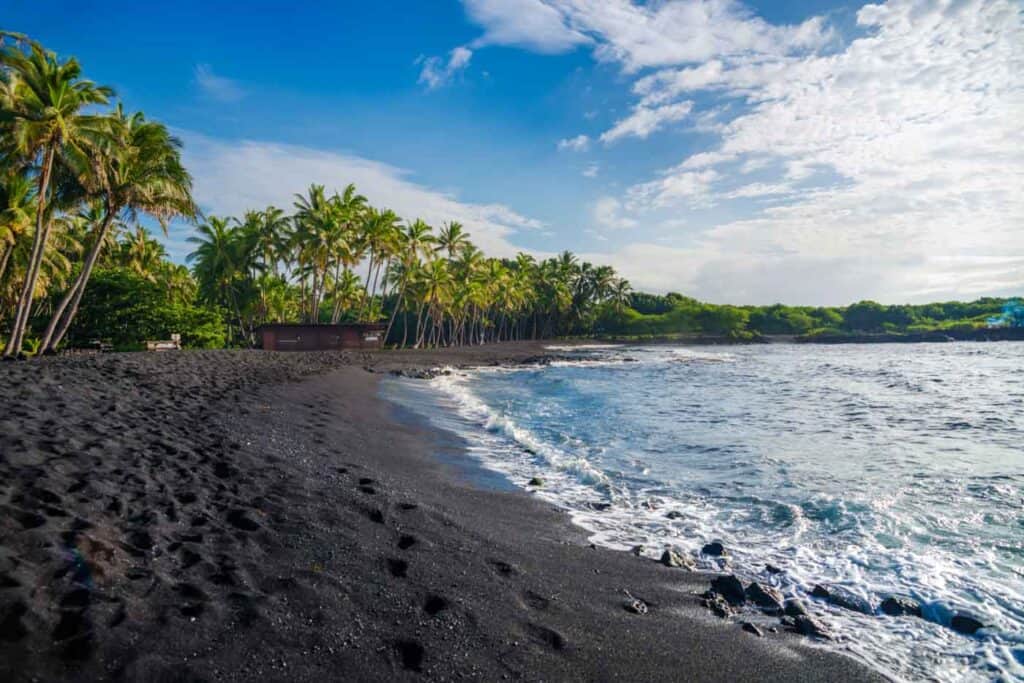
739, 157, 770, 174
194, 64, 245, 102
600, 101, 693, 143
678, 150, 735, 169
177, 132, 542, 260
721, 181, 793, 199
557, 134, 590, 151
627, 169, 718, 208
582, 163, 599, 177
592, 196, 638, 229
598, 0, 1024, 302
456, 0, 831, 71
417, 47, 474, 89
463, 0, 589, 53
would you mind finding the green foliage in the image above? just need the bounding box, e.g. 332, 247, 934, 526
66, 268, 224, 349
598, 294, 1018, 339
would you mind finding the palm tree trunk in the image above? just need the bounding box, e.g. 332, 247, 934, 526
384, 279, 406, 346
41, 205, 117, 352
0, 241, 12, 288
413, 301, 427, 348
330, 260, 343, 324
5, 145, 56, 358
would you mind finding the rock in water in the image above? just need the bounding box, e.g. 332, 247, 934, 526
745, 582, 784, 613
811, 584, 830, 599
783, 599, 808, 617
794, 614, 833, 640
880, 596, 922, 618
811, 584, 874, 614
660, 549, 695, 570
665, 510, 684, 519
701, 541, 728, 557
527, 477, 544, 487
711, 575, 746, 605
765, 564, 783, 575
951, 613, 985, 635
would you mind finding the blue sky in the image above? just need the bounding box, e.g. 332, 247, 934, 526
6, 0, 1022, 304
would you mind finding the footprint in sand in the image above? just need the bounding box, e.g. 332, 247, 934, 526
386, 558, 409, 578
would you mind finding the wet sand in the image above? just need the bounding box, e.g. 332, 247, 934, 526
0, 344, 886, 681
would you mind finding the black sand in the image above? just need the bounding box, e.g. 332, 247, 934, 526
0, 344, 887, 681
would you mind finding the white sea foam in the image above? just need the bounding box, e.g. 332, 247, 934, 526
543, 343, 623, 351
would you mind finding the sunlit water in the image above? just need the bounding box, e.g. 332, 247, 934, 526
384, 343, 1024, 681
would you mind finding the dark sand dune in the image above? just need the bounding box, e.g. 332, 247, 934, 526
0, 345, 886, 681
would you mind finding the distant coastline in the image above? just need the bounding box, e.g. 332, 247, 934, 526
595, 325, 1024, 345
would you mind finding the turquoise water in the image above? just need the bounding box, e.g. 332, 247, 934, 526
385, 343, 1024, 681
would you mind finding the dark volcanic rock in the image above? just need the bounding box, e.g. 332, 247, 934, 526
783, 599, 808, 617
660, 549, 695, 570
711, 575, 746, 605
811, 584, 873, 614
701, 541, 728, 557
745, 582, 784, 613
527, 477, 545, 487
665, 510, 684, 520
702, 593, 734, 618
794, 614, 833, 640
765, 564, 783, 574
880, 596, 922, 618
951, 613, 985, 635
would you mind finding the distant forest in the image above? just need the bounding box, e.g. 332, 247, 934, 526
598, 294, 1023, 341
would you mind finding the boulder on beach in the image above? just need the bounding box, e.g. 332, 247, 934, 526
794, 614, 833, 640
880, 596, 922, 618
711, 575, 746, 605
745, 582, 784, 613
702, 593, 734, 618
660, 549, 695, 570
701, 541, 728, 557
783, 599, 808, 617
950, 613, 985, 635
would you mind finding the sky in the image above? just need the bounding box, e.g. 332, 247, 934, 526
6, 0, 1023, 305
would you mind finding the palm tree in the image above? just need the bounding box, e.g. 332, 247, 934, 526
120, 226, 168, 281
436, 221, 469, 259
0, 169, 34, 288
1, 33, 113, 358
610, 278, 632, 314
188, 216, 249, 341
39, 107, 195, 352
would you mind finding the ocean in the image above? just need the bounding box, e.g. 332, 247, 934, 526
384, 343, 1024, 681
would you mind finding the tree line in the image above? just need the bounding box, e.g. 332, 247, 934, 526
0, 33, 630, 355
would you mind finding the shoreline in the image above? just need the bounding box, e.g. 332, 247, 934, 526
0, 344, 885, 681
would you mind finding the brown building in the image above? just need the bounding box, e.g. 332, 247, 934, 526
256, 323, 387, 351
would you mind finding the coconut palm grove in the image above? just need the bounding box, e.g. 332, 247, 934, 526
0, 32, 1019, 356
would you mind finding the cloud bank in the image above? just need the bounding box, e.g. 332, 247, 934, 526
175, 133, 542, 261
439, 0, 1024, 304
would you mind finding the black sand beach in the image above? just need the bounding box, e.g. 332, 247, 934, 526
1, 344, 886, 681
